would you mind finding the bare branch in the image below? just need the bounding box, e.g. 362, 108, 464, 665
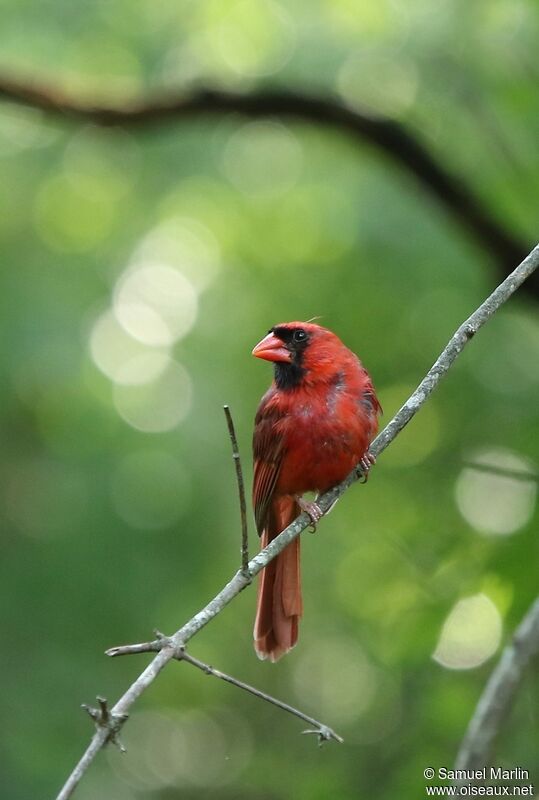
57, 648, 175, 800
106, 637, 342, 742
180, 649, 343, 744
55, 243, 539, 799
105, 640, 161, 657
0, 73, 531, 292
56, 728, 111, 800
223, 405, 250, 575
456, 597, 539, 770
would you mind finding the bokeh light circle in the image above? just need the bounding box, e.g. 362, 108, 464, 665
132, 217, 221, 291
222, 120, 302, 198
108, 708, 252, 790
433, 594, 502, 670
113, 263, 198, 347
337, 50, 418, 117
293, 637, 377, 725
89, 310, 170, 385
210, 0, 295, 79
455, 447, 537, 535
113, 360, 192, 433
34, 173, 117, 252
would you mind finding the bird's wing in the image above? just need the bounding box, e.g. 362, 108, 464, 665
357, 367, 382, 429
252, 395, 286, 536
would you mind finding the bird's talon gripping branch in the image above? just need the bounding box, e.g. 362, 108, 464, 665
358, 451, 376, 483
297, 497, 324, 530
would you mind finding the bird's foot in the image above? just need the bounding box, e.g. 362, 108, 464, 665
358, 452, 376, 483
297, 497, 324, 532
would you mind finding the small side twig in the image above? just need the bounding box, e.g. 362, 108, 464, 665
105, 640, 163, 658
223, 405, 249, 576
106, 637, 342, 744
179, 649, 342, 744
455, 597, 539, 770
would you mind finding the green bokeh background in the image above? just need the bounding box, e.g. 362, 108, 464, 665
1, 2, 538, 798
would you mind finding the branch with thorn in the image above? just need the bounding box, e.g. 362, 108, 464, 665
106, 632, 342, 745
81, 697, 127, 752
55, 242, 539, 800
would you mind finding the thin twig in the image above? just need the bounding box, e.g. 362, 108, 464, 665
180, 649, 342, 744
0, 74, 530, 291
55, 243, 539, 800
455, 597, 539, 770
105, 640, 161, 657
223, 405, 249, 575
56, 728, 110, 800
106, 637, 342, 742
461, 461, 539, 482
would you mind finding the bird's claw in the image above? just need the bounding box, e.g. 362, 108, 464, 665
358, 452, 376, 483
297, 498, 324, 532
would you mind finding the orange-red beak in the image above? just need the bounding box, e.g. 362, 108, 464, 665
252, 332, 291, 363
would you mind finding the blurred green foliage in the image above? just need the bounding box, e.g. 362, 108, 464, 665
0, 1, 538, 798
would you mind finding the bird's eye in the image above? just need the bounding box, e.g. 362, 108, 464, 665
293, 329, 307, 342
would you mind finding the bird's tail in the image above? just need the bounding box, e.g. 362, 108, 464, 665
253, 497, 303, 662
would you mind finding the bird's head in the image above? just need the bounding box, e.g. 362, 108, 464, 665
252, 321, 348, 389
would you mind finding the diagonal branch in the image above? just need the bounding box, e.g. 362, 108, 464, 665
55, 243, 539, 800
0, 74, 532, 293
179, 649, 343, 744
106, 636, 342, 744
455, 597, 539, 770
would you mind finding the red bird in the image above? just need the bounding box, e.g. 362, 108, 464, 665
252, 322, 381, 661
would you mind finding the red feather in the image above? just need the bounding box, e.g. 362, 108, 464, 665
252, 322, 380, 661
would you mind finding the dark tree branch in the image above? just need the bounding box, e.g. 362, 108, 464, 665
223, 405, 249, 575
0, 74, 533, 296
54, 244, 539, 800
456, 597, 539, 770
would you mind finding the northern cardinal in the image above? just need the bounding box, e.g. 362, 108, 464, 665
252, 321, 381, 661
